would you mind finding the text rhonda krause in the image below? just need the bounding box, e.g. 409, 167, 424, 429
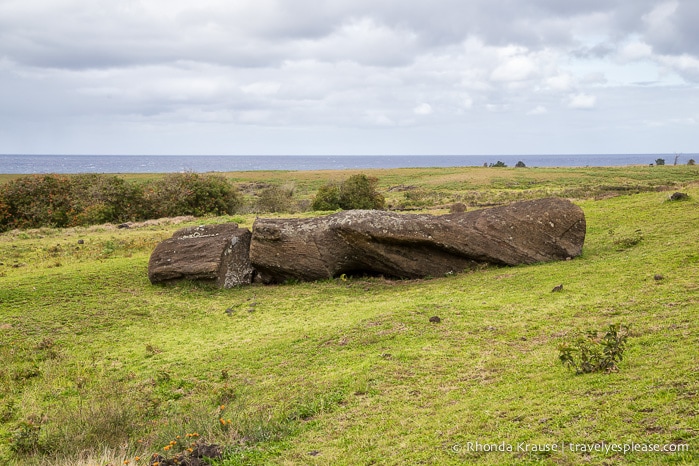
453, 441, 689, 455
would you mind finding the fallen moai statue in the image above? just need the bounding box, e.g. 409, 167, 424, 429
148, 223, 253, 288
250, 197, 585, 283
148, 198, 586, 287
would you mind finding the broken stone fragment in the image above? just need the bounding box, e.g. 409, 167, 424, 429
148, 223, 253, 288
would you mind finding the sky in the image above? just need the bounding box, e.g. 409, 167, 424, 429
0, 0, 698, 156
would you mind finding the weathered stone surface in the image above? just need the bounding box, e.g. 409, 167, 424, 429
250, 198, 585, 283
148, 224, 253, 288
669, 192, 689, 201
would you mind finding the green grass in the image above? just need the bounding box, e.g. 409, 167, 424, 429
1, 166, 698, 465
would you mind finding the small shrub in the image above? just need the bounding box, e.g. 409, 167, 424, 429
142, 172, 243, 218
0, 198, 10, 230
312, 183, 341, 211
655, 158, 665, 166
68, 174, 143, 225
515, 161, 526, 168
255, 184, 295, 213
0, 174, 73, 230
0, 174, 143, 231
688, 159, 696, 166
489, 161, 507, 167
312, 174, 385, 211
558, 324, 629, 374
339, 174, 385, 210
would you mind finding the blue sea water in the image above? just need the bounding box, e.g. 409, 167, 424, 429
0, 154, 692, 174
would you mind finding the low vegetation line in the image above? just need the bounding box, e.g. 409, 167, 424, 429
2, 165, 698, 233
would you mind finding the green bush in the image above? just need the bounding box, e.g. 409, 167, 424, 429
558, 324, 629, 374
340, 174, 385, 210
311, 183, 342, 211
655, 158, 665, 166
141, 172, 242, 218
255, 184, 295, 213
312, 174, 385, 211
68, 174, 143, 225
0, 172, 243, 232
0, 175, 73, 230
0, 174, 143, 231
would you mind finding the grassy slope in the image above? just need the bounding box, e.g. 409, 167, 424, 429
0, 167, 698, 465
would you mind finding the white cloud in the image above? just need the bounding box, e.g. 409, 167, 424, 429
618, 40, 653, 62
545, 73, 574, 91
413, 103, 433, 115
568, 93, 597, 109
651, 51, 699, 82
580, 72, 608, 85
490, 48, 539, 82
364, 111, 394, 126
642, 1, 679, 32
527, 106, 548, 115
296, 17, 420, 66
241, 82, 282, 96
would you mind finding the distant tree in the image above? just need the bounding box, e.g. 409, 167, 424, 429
255, 184, 295, 213
0, 174, 73, 230
489, 161, 507, 168
655, 158, 665, 166
688, 159, 696, 166
515, 161, 526, 168
311, 183, 341, 211
339, 174, 385, 210
312, 174, 384, 211
69, 174, 143, 225
142, 172, 242, 218
0, 172, 245, 232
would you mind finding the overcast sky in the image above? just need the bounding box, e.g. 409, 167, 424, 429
1, 0, 698, 155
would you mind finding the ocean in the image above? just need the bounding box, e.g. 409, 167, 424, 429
0, 154, 692, 174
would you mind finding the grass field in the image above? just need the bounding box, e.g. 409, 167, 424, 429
1, 165, 698, 465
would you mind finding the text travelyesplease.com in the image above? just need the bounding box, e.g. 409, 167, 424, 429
452, 441, 689, 455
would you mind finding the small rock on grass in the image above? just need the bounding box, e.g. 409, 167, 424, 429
669, 192, 689, 201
